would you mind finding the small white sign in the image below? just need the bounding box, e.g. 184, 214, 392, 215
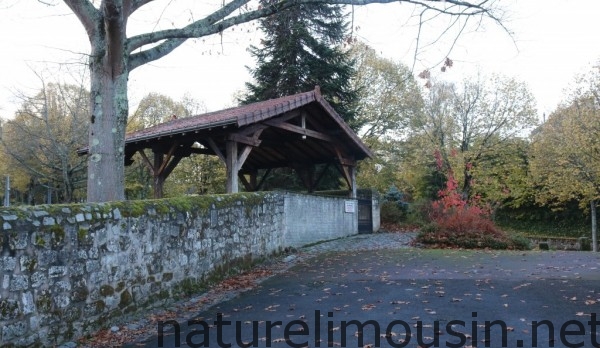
344, 200, 356, 213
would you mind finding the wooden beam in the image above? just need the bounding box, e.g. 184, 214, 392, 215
333, 162, 352, 189
153, 151, 164, 199
256, 168, 271, 191
227, 133, 261, 147
237, 145, 253, 170
333, 145, 356, 166
338, 157, 356, 167
237, 123, 269, 137
239, 110, 301, 136
137, 150, 155, 174
313, 162, 331, 190
238, 173, 253, 192
331, 145, 352, 188
264, 120, 335, 142
187, 148, 213, 155
156, 142, 178, 176
206, 137, 226, 163
163, 156, 183, 179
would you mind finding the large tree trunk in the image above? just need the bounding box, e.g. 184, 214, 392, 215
87, 70, 128, 202
85, 3, 129, 202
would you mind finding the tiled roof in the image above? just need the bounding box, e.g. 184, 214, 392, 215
125, 89, 316, 144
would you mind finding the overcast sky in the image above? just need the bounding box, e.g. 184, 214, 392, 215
1, 0, 599, 120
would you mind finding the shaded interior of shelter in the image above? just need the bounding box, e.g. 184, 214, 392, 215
81, 87, 373, 199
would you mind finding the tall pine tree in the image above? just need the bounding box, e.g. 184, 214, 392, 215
242, 1, 359, 126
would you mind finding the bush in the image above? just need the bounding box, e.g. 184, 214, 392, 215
380, 201, 407, 224
417, 224, 530, 250
509, 234, 532, 250
415, 173, 529, 250
380, 186, 409, 224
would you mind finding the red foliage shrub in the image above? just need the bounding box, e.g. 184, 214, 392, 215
433, 207, 503, 237
417, 171, 527, 250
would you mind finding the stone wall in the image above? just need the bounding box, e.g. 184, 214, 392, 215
528, 236, 584, 251
0, 192, 359, 347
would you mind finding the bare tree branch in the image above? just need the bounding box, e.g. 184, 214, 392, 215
62, 0, 101, 38
128, 0, 504, 71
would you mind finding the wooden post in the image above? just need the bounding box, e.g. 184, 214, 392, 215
592, 199, 597, 252
3, 175, 9, 207
249, 170, 257, 191
350, 166, 357, 199
226, 140, 239, 193
153, 151, 164, 199
294, 165, 316, 193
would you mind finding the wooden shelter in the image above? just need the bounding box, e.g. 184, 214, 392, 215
81, 87, 373, 198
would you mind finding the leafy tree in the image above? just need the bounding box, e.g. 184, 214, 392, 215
469, 137, 533, 213
389, 133, 444, 201
164, 155, 227, 196
356, 138, 404, 194
53, 0, 506, 202
0, 144, 32, 205
128, 93, 190, 131
1, 82, 89, 203
530, 95, 600, 251
412, 74, 537, 204
124, 93, 226, 199
350, 43, 424, 193
350, 42, 424, 140
242, 0, 358, 125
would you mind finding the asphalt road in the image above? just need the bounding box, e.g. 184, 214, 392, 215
128, 248, 600, 348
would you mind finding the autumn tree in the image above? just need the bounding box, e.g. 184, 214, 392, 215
124, 92, 226, 198
164, 156, 227, 196
469, 137, 532, 212
1, 82, 89, 203
55, 0, 507, 202
530, 94, 600, 251
125, 93, 189, 199
351, 42, 424, 141
350, 42, 424, 193
127, 93, 190, 131
411, 74, 537, 203
0, 144, 32, 205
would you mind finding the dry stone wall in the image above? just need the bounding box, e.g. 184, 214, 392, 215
0, 192, 359, 347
